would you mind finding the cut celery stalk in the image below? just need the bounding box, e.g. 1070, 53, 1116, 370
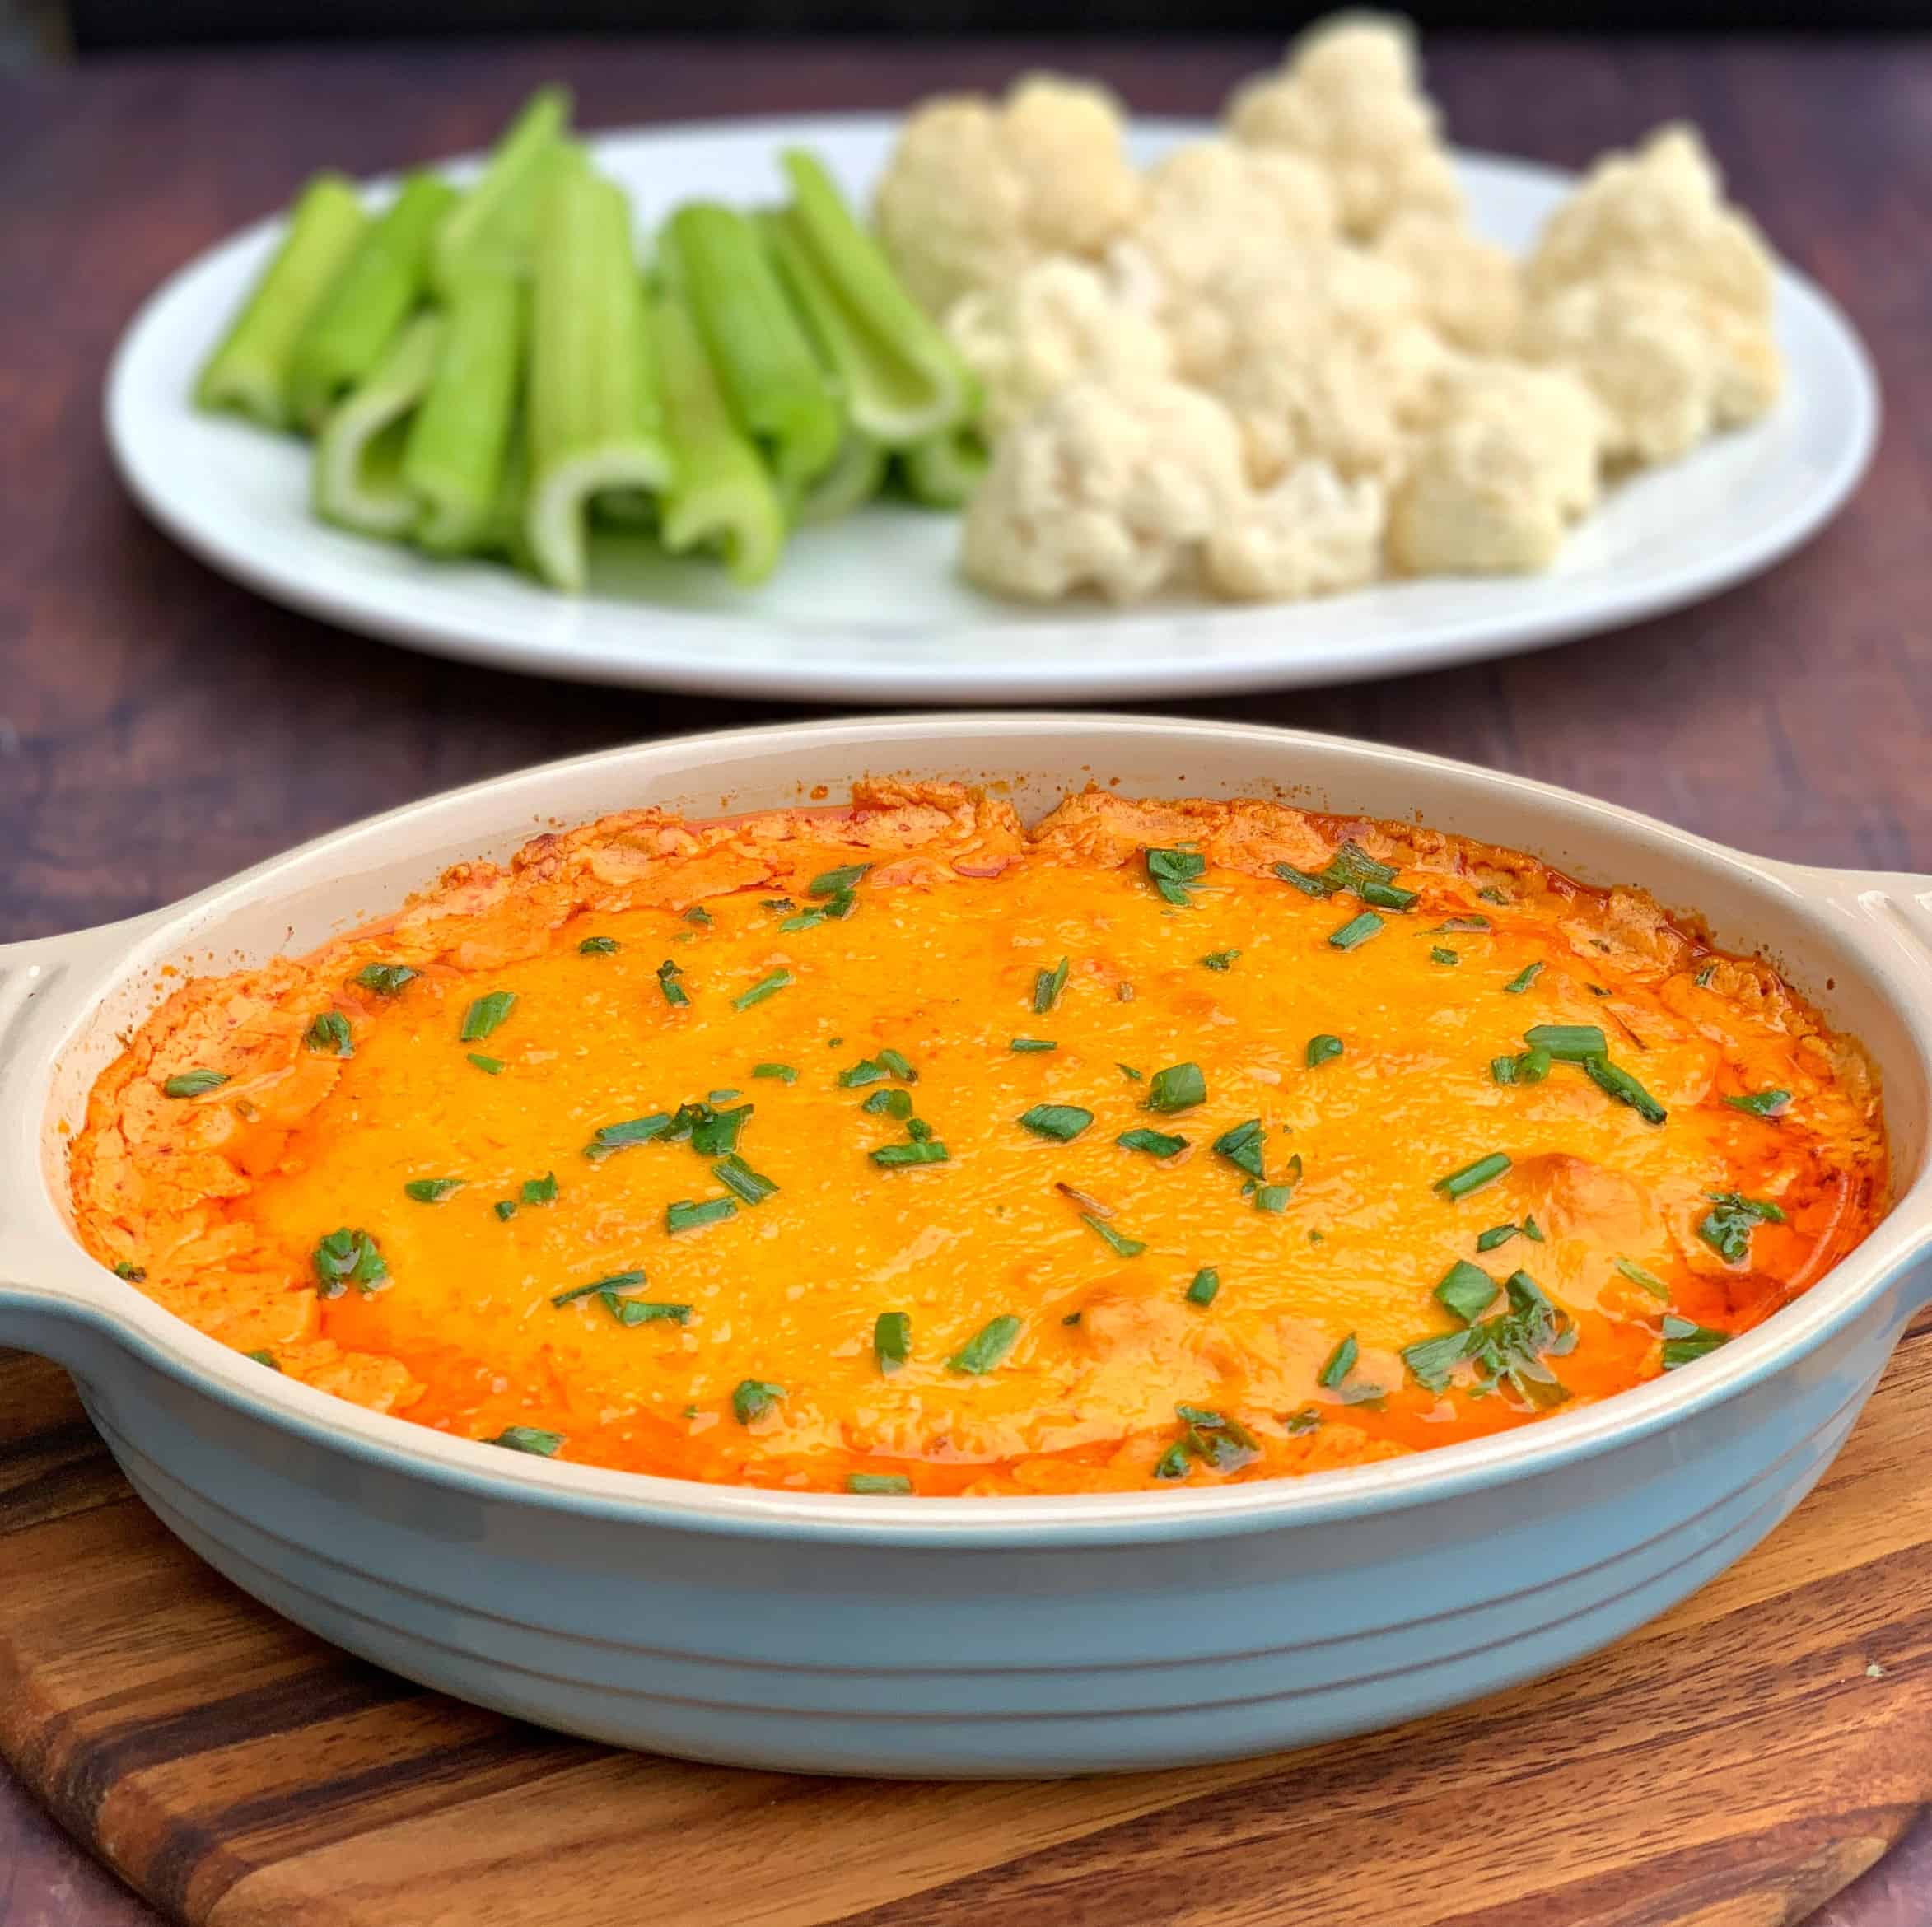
652, 288, 786, 585
898, 426, 990, 509
312, 312, 445, 536
524, 157, 670, 591
661, 202, 842, 497
430, 85, 571, 298
194, 174, 366, 430
285, 172, 457, 432
798, 432, 886, 525
402, 268, 525, 554
771, 150, 978, 449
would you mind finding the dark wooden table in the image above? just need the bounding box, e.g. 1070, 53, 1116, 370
2, 30, 1928, 1927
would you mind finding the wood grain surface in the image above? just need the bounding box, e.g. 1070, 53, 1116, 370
1, 30, 1929, 1927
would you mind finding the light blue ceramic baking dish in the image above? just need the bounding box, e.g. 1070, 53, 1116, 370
2, 715, 1927, 1777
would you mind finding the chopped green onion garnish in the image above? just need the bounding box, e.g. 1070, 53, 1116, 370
493, 1200, 516, 1221
1491, 1055, 1519, 1086
1186, 1266, 1220, 1308
861, 1086, 913, 1118
1615, 1257, 1671, 1299
1082, 1215, 1146, 1257
1661, 1314, 1730, 1369
1436, 1151, 1510, 1200
1435, 917, 1491, 932
1306, 1035, 1343, 1068
684, 905, 713, 926
874, 1309, 912, 1374
1153, 1439, 1193, 1480
948, 1313, 1022, 1374
1584, 1055, 1668, 1125
1252, 1183, 1295, 1213
732, 1380, 784, 1425
666, 1197, 736, 1233
113, 1260, 146, 1281
488, 1426, 562, 1456
656, 959, 689, 1006
312, 1226, 388, 1298
871, 1141, 950, 1166
1118, 1127, 1187, 1159
303, 1011, 352, 1057
1503, 963, 1544, 995
1200, 950, 1241, 972
1515, 1046, 1552, 1084
1430, 947, 1458, 966
404, 1177, 463, 1202
467, 1053, 504, 1075
1694, 962, 1717, 987
754, 1062, 798, 1082
520, 1170, 559, 1206
838, 1057, 889, 1087
1435, 1260, 1499, 1323
685, 1103, 750, 1156
583, 1113, 672, 1160
1475, 1222, 1517, 1253
1274, 861, 1330, 897
245, 1348, 280, 1369
1019, 1103, 1093, 1141
1212, 1119, 1266, 1180
578, 936, 620, 954
1146, 1062, 1206, 1113
713, 1154, 777, 1205
1144, 846, 1206, 907
1698, 1192, 1785, 1263
1523, 1215, 1545, 1243
353, 963, 417, 996
809, 863, 869, 895
1034, 956, 1069, 1013
605, 1296, 692, 1327
1317, 1333, 1359, 1388
1725, 1089, 1791, 1117
733, 969, 793, 1010
552, 1269, 646, 1307
877, 1048, 917, 1082
1524, 1023, 1606, 1061
847, 1472, 912, 1495
460, 991, 516, 1043
1328, 911, 1383, 950
163, 1070, 229, 1099
1118, 1062, 1143, 1082
1010, 1037, 1057, 1052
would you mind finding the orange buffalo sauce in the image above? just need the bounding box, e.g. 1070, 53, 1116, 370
69, 784, 1888, 1495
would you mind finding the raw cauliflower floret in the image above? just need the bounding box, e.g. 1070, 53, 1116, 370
1522, 123, 1776, 323
1388, 362, 1604, 575
874, 74, 1143, 316
1518, 271, 1781, 464
961, 377, 1247, 603
1374, 211, 1520, 352
945, 259, 1174, 440
1204, 250, 1448, 486
1205, 459, 1386, 602
1225, 12, 1463, 238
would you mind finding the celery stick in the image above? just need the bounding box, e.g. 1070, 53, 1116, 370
898, 426, 990, 509
652, 288, 785, 585
798, 432, 885, 525
194, 173, 366, 430
401, 268, 525, 554
661, 202, 842, 497
286, 172, 457, 432
772, 150, 978, 449
525, 158, 670, 592
430, 85, 571, 298
312, 312, 445, 536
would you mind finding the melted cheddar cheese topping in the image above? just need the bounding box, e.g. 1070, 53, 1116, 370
70, 785, 1888, 1495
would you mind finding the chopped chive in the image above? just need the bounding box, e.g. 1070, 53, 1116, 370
1328, 911, 1383, 950
656, 959, 689, 1006
1146, 1062, 1206, 1113
732, 1379, 784, 1425
1694, 962, 1718, 987
861, 1086, 913, 1118
303, 1010, 353, 1057
1478, 886, 1510, 904
1317, 1333, 1359, 1388
709, 1086, 740, 1103
583, 1113, 673, 1160
1200, 950, 1241, 972
1019, 1103, 1093, 1142
1118, 1062, 1143, 1081
1436, 1151, 1510, 1201
1082, 1214, 1146, 1257
1010, 1037, 1057, 1052
404, 1177, 463, 1202
1524, 1023, 1607, 1061
809, 863, 869, 895
467, 1052, 504, 1075
733, 969, 793, 1010
838, 1057, 889, 1087
1251, 1176, 1296, 1212
460, 990, 517, 1042
1491, 1055, 1519, 1086
1435, 916, 1491, 933
311, 1226, 388, 1299
1306, 1034, 1343, 1068
1430, 947, 1458, 966
1212, 1119, 1266, 1180
781, 890, 858, 931
1153, 1439, 1193, 1480
1515, 1045, 1552, 1084
1118, 1127, 1188, 1159
684, 905, 713, 926
1435, 1260, 1499, 1323
1034, 957, 1070, 1013
874, 1309, 912, 1374
1503, 963, 1544, 995
606, 1296, 692, 1327
713, 1154, 777, 1204
578, 936, 620, 954
353, 963, 417, 996
1144, 846, 1206, 907
877, 1048, 917, 1082
871, 1141, 950, 1166
245, 1348, 280, 1369
948, 1313, 1023, 1374
666, 1197, 736, 1234
1725, 1089, 1791, 1118
1475, 1222, 1517, 1253
1286, 1405, 1322, 1434
687, 1103, 751, 1156
520, 1170, 559, 1206
754, 1062, 798, 1082
162, 1069, 229, 1099
1274, 861, 1330, 897
493, 1200, 516, 1221
1698, 1191, 1785, 1263
1523, 1215, 1545, 1243
1615, 1257, 1671, 1299
1186, 1266, 1220, 1308
552, 1269, 646, 1307
488, 1426, 562, 1456
847, 1472, 912, 1495
1661, 1314, 1730, 1369
1584, 1056, 1668, 1125
112, 1260, 146, 1281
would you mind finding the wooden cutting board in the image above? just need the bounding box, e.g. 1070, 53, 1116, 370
3, 1328, 1931, 1927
